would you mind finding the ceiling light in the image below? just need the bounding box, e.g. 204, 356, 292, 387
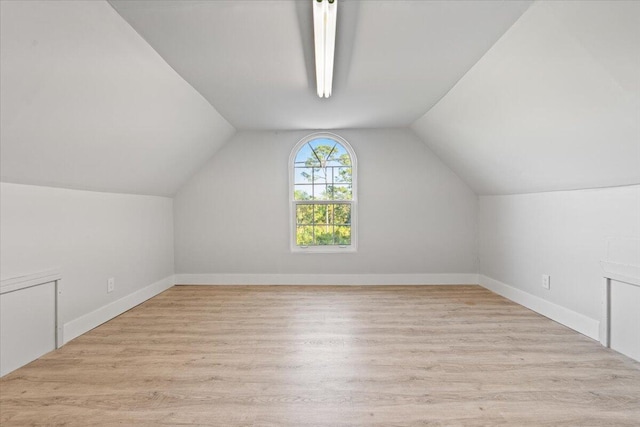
313, 0, 337, 98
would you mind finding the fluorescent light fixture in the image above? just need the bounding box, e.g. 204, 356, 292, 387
313, 0, 337, 98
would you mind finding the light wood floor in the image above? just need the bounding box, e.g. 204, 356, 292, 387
1, 286, 639, 426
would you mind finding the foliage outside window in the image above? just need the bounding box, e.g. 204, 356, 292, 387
290, 133, 357, 252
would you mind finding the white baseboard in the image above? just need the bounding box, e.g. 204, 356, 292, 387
63, 275, 174, 344
479, 275, 600, 341
174, 273, 479, 286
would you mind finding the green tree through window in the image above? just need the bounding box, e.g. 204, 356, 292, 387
291, 134, 356, 251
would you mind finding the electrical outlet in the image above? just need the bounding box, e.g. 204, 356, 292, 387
107, 277, 115, 293
542, 274, 550, 290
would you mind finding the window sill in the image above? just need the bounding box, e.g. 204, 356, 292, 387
291, 245, 357, 254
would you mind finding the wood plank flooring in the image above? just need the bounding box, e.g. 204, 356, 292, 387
1, 285, 639, 426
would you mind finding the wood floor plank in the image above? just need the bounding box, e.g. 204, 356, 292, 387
1, 285, 639, 426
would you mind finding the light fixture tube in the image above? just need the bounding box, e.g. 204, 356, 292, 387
313, 0, 337, 98
324, 0, 337, 98
313, 0, 325, 98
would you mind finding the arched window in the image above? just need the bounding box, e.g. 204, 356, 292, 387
289, 133, 357, 252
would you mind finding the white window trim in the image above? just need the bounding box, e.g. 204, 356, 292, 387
289, 132, 358, 253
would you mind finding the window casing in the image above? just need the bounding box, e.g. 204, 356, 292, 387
289, 133, 357, 253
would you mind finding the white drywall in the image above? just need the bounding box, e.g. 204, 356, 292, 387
174, 128, 478, 277
0, 0, 235, 196
479, 185, 640, 327
0, 183, 174, 330
412, 0, 640, 194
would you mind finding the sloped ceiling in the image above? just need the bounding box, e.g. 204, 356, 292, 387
412, 0, 640, 195
2, 0, 637, 197
108, 0, 531, 130
0, 0, 235, 196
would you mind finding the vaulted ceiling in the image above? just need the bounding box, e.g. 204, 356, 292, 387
1, 0, 638, 197
413, 0, 640, 194
0, 0, 234, 196
108, 0, 531, 130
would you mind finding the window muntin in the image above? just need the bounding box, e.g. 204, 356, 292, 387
290, 133, 357, 252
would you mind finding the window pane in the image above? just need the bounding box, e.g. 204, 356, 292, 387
296, 205, 313, 225
313, 225, 334, 245
313, 204, 328, 223
333, 203, 351, 225
335, 226, 351, 245
335, 166, 352, 184
294, 167, 313, 184
294, 143, 316, 165
296, 226, 313, 246
294, 184, 312, 201
295, 202, 352, 246
330, 184, 352, 200
312, 184, 331, 200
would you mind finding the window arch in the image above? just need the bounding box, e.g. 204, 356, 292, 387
289, 133, 357, 252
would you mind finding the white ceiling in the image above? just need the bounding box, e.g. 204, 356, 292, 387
0, 0, 235, 196
412, 0, 640, 195
2, 0, 637, 197
108, 0, 532, 130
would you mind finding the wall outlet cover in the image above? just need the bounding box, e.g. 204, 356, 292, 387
542, 274, 551, 290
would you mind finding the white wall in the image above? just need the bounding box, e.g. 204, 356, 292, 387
174, 128, 478, 279
0, 183, 174, 332
479, 185, 640, 337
